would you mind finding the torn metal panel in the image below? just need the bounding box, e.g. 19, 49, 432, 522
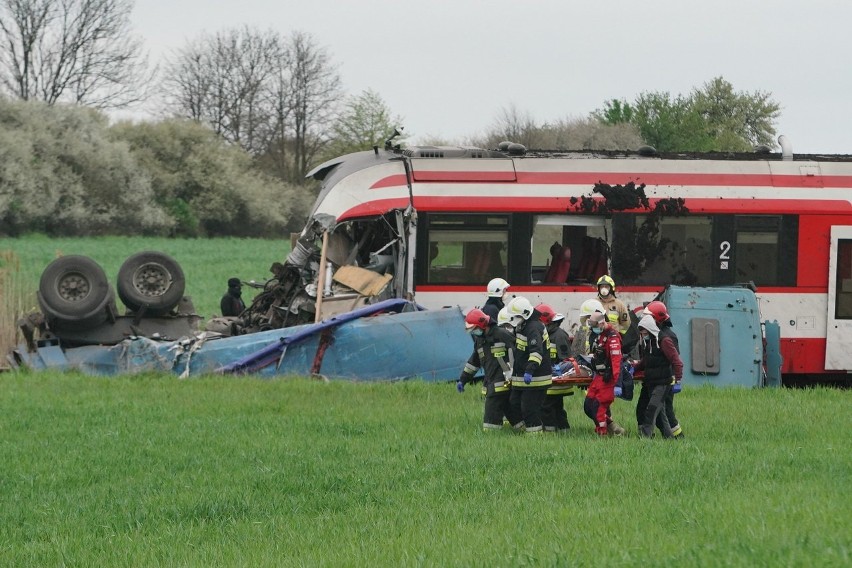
13, 301, 471, 382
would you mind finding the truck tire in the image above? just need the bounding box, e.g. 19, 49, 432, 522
38, 255, 114, 327
117, 251, 185, 316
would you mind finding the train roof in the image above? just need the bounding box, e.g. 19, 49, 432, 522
305, 144, 852, 222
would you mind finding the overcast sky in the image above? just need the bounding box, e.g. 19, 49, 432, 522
130, 0, 852, 154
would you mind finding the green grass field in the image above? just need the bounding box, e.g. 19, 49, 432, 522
1, 237, 851, 565
0, 235, 291, 357
0, 374, 849, 566
0, 235, 291, 319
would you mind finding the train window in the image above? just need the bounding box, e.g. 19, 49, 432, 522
531, 215, 608, 284
425, 215, 508, 284
735, 216, 782, 286
613, 215, 713, 286
835, 239, 852, 319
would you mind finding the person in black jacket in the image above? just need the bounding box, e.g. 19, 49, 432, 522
481, 277, 511, 321
220, 277, 246, 317
632, 305, 683, 439
506, 296, 552, 434
457, 308, 517, 431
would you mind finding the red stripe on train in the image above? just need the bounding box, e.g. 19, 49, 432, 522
338, 196, 852, 220
369, 172, 852, 189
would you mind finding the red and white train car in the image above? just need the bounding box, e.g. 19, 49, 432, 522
305, 142, 852, 383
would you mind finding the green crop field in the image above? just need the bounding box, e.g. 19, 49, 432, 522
0, 235, 291, 320
0, 374, 849, 566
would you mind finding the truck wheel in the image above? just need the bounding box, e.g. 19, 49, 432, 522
38, 255, 113, 325
117, 251, 185, 315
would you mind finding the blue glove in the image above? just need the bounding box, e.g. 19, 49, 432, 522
456, 380, 465, 393
672, 381, 682, 394
614, 386, 623, 398
523, 372, 532, 385
552, 362, 563, 375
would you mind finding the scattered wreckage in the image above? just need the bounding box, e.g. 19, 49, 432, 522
11, 132, 843, 385
9, 242, 471, 380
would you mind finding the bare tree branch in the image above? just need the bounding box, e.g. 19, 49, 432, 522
161, 27, 342, 184
162, 26, 284, 154
0, 0, 153, 108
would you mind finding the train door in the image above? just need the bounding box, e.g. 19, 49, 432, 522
825, 226, 852, 370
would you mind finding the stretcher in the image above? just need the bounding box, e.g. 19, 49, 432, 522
549, 355, 644, 387
551, 374, 644, 386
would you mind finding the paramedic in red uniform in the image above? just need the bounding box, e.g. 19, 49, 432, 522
583, 311, 623, 436
457, 308, 517, 431
506, 296, 552, 434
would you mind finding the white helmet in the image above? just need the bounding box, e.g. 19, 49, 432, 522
497, 307, 512, 327
579, 299, 605, 318
506, 296, 534, 321
487, 277, 510, 298
588, 311, 607, 328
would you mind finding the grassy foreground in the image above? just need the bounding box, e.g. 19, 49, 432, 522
0, 374, 849, 567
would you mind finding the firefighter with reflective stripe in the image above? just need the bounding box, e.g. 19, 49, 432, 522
506, 296, 552, 433
583, 311, 623, 436
481, 277, 511, 321
633, 302, 684, 439
537, 304, 572, 433
596, 275, 631, 335
497, 307, 514, 332
544, 310, 571, 362
571, 298, 605, 357
457, 308, 517, 431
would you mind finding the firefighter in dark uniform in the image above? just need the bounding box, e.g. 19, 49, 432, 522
583, 311, 624, 436
481, 277, 511, 321
506, 296, 552, 434
457, 308, 517, 431
536, 304, 573, 433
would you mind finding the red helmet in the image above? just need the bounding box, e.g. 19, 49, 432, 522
643, 300, 670, 324
535, 303, 557, 325
464, 308, 490, 331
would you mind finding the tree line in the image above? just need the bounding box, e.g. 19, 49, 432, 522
0, 0, 782, 238
0, 99, 316, 237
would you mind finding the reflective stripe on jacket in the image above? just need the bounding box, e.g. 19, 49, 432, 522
460, 324, 515, 388
512, 317, 553, 379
